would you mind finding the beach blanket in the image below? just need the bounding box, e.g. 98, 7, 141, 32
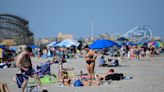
105, 73, 123, 80
40, 74, 58, 84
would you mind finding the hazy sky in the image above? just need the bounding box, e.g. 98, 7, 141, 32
0, 0, 164, 40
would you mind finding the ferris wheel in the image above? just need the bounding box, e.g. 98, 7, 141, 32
123, 25, 153, 43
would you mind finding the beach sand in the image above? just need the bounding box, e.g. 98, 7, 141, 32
0, 56, 164, 92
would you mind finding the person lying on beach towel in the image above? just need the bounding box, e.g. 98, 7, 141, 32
97, 69, 123, 81
62, 76, 100, 87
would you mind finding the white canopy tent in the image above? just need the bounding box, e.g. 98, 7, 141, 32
55, 39, 79, 47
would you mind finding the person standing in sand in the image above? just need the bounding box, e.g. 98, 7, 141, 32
84, 45, 97, 80
16, 47, 44, 92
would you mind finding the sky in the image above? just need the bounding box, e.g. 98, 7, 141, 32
0, 0, 164, 40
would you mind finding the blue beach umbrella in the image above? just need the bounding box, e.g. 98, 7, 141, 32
89, 39, 119, 49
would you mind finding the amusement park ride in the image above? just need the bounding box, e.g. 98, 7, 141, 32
123, 25, 153, 43
0, 13, 34, 45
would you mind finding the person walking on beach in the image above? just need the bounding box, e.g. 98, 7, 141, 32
16, 47, 44, 92
84, 45, 97, 80
150, 45, 155, 57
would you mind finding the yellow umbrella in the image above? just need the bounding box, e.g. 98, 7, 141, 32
0, 39, 16, 46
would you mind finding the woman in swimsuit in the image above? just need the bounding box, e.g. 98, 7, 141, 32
84, 45, 97, 80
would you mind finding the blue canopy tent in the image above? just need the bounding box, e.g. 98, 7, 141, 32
55, 39, 79, 47
89, 39, 119, 49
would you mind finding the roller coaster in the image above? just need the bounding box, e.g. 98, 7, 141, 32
0, 13, 34, 45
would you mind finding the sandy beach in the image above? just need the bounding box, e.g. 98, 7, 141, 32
0, 56, 164, 92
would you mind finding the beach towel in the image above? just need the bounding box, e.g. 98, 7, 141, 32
105, 73, 123, 81
16, 74, 24, 88
40, 74, 58, 84
27, 74, 58, 85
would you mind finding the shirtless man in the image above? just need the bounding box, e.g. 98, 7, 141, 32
16, 47, 43, 92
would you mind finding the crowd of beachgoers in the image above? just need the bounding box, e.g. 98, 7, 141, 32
0, 39, 164, 92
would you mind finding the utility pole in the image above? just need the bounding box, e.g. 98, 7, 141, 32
91, 16, 94, 40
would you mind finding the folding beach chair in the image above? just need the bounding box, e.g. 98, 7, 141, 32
36, 62, 51, 78
35, 61, 58, 84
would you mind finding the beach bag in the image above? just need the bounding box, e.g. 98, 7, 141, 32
74, 79, 83, 87
114, 60, 119, 66
16, 74, 24, 88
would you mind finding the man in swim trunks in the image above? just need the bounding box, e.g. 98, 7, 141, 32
84, 45, 97, 80
16, 47, 43, 92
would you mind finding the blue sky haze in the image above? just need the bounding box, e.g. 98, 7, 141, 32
0, 0, 164, 40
